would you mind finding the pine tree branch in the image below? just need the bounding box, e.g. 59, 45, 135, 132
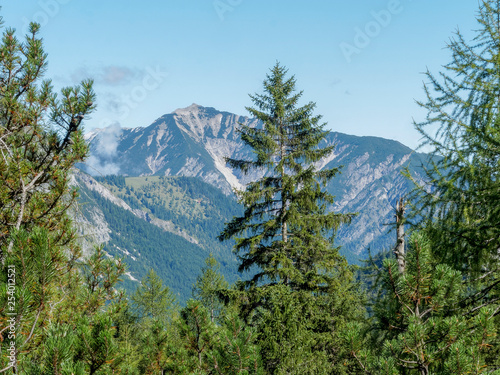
23, 305, 43, 346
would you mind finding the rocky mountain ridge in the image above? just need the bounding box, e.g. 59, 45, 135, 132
79, 104, 429, 258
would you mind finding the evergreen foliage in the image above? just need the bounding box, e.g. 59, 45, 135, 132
192, 253, 229, 323
219, 62, 363, 373
137, 320, 172, 374
409, 0, 500, 275
2, 6, 500, 373
219, 63, 355, 290
404, 0, 500, 369
0, 22, 95, 264
347, 233, 498, 374
211, 307, 262, 374
0, 16, 123, 373
132, 269, 177, 325
176, 300, 218, 373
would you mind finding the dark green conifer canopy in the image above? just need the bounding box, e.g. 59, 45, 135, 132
219, 62, 355, 291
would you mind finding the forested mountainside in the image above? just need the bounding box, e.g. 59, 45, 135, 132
72, 170, 243, 301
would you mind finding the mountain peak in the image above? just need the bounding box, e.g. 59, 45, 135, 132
173, 103, 202, 115
169, 103, 247, 145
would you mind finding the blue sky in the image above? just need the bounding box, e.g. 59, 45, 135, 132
0, 0, 479, 149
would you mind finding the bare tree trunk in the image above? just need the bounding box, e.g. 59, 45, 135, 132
394, 197, 406, 274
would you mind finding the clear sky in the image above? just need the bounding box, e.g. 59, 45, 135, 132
0, 0, 480, 149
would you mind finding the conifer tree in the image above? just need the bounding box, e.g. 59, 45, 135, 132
192, 253, 229, 322
175, 300, 218, 373
0, 21, 95, 265
128, 270, 178, 374
407, 0, 500, 365
74, 314, 118, 375
137, 320, 172, 375
409, 0, 500, 276
212, 306, 263, 374
0, 17, 135, 374
346, 233, 498, 374
80, 245, 126, 315
111, 304, 143, 375
132, 269, 177, 325
219, 62, 354, 293
219, 62, 362, 373
0, 15, 174, 374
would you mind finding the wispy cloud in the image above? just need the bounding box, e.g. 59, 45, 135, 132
98, 65, 168, 122
101, 66, 138, 86
103, 93, 123, 113
97, 122, 122, 156
69, 65, 139, 86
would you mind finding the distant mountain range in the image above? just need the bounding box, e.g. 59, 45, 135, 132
74, 104, 430, 300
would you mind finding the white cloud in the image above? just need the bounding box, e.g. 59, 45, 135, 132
84, 155, 121, 176
84, 123, 123, 176
101, 66, 137, 86
97, 122, 122, 157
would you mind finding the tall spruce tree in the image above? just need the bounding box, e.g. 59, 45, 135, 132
219, 63, 362, 373
219, 62, 354, 291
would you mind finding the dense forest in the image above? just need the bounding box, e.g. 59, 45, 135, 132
1, 1, 500, 374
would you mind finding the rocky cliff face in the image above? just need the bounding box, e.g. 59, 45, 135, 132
316, 133, 427, 255
79, 104, 429, 258
83, 104, 260, 194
